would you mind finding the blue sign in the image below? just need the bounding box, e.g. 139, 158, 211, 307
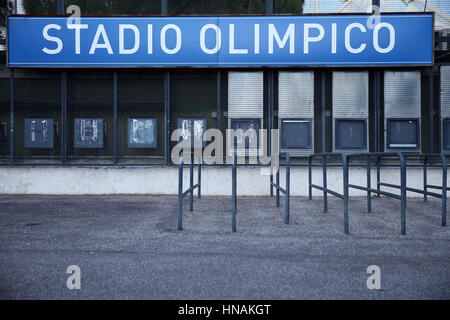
7, 14, 433, 67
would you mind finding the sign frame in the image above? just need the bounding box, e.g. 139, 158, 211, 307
6, 12, 435, 68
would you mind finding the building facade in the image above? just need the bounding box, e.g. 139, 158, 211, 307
0, 0, 449, 195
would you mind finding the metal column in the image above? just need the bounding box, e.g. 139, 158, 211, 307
164, 72, 170, 164
58, 0, 66, 165
9, 70, 14, 165
429, 68, 435, 153
113, 71, 118, 164
266, 0, 274, 13
217, 70, 221, 131
268, 71, 274, 157
374, 70, 381, 152
321, 71, 327, 208
57, 0, 65, 14
61, 72, 67, 165
321, 71, 326, 153
161, 0, 168, 161
161, 0, 168, 15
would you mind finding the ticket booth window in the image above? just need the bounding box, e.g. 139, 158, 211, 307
74, 118, 104, 148
67, 71, 113, 164
14, 73, 61, 164
230, 118, 260, 150
127, 118, 157, 149
24, 118, 54, 148
335, 119, 367, 150
118, 71, 164, 164
443, 118, 450, 150
387, 119, 419, 149
177, 118, 207, 148
280, 119, 312, 149
170, 71, 217, 163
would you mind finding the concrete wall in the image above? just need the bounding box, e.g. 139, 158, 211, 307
0, 166, 446, 196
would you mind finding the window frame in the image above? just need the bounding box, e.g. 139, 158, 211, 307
386, 118, 420, 149
280, 118, 312, 149
334, 118, 367, 150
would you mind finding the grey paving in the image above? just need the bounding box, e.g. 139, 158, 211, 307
0, 194, 449, 299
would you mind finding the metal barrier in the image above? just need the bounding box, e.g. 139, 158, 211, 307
308, 153, 349, 234
270, 153, 291, 225
399, 153, 448, 227
422, 154, 448, 227
231, 149, 291, 232
177, 151, 201, 231
346, 152, 406, 235
176, 148, 447, 235
309, 152, 449, 235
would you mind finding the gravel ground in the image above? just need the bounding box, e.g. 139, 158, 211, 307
0, 194, 449, 299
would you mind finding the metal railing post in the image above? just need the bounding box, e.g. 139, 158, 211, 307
399, 153, 407, 235
285, 154, 290, 225
343, 154, 349, 234
189, 136, 194, 212
198, 160, 201, 199
323, 156, 328, 213
367, 155, 372, 213
232, 146, 237, 233
308, 156, 312, 200
442, 155, 447, 227
178, 153, 184, 231
424, 156, 428, 202
276, 166, 280, 207
376, 155, 381, 197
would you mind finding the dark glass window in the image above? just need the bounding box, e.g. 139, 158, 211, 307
22, 0, 304, 15
177, 118, 207, 148
23, 0, 161, 14
169, 0, 265, 14
387, 119, 419, 149
230, 118, 260, 149
14, 70, 61, 164
67, 70, 113, 164
127, 118, 157, 149
170, 70, 218, 163
274, 0, 304, 13
335, 119, 367, 149
443, 118, 450, 150
118, 70, 164, 164
281, 118, 311, 149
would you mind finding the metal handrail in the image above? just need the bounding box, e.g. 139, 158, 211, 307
231, 148, 237, 232
406, 153, 447, 227
177, 150, 202, 231
309, 152, 349, 234
346, 152, 406, 235
270, 152, 291, 225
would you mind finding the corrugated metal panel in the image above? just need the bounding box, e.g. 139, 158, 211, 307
384, 71, 421, 152
228, 72, 263, 118
441, 66, 450, 153
227, 72, 264, 157
441, 66, 450, 118
278, 71, 314, 156
332, 71, 369, 153
384, 71, 421, 118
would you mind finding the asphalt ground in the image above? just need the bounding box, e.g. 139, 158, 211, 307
0, 194, 449, 299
